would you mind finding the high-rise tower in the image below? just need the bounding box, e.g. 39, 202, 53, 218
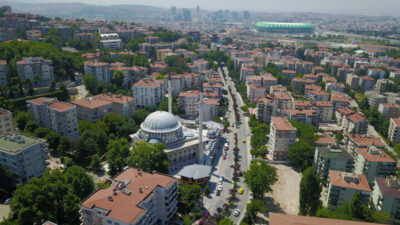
198, 82, 204, 164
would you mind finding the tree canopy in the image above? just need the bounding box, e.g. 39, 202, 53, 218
244, 160, 278, 199
299, 167, 322, 216
177, 184, 203, 214
127, 142, 170, 174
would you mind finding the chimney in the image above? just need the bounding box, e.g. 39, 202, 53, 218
168, 73, 173, 114
198, 82, 204, 164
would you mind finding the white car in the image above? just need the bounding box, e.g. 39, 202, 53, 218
218, 180, 223, 185
219, 175, 224, 182
217, 185, 223, 191
233, 209, 240, 217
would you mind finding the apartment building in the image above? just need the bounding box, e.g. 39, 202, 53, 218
0, 109, 15, 134
256, 97, 278, 124
84, 61, 111, 82
16, 57, 54, 86
378, 103, 400, 119
336, 107, 368, 134
132, 78, 166, 108
313, 145, 354, 180
389, 118, 400, 144
0, 133, 46, 182
359, 76, 376, 91
72, 97, 113, 122
327, 170, 371, 209
326, 82, 345, 93
267, 117, 297, 161
27, 97, 79, 141
80, 168, 178, 225
178, 90, 199, 117
371, 177, 400, 225
0, 60, 8, 86
182, 73, 200, 89
203, 98, 219, 122
307, 90, 330, 101
99, 33, 122, 50
282, 70, 296, 84
95, 94, 135, 116
273, 92, 293, 111
284, 109, 319, 128
331, 91, 350, 109
354, 146, 396, 184
314, 101, 334, 122
293, 100, 313, 110
345, 134, 385, 156
247, 84, 265, 103
346, 74, 360, 89
291, 78, 315, 94
246, 73, 277, 93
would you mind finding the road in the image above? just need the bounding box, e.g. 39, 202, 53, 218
203, 66, 252, 224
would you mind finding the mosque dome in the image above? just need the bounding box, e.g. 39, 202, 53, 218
141, 111, 181, 133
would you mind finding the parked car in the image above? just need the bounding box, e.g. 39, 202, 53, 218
239, 188, 244, 194
219, 175, 224, 182
4, 198, 11, 204
217, 185, 223, 191
234, 209, 240, 217
223, 155, 226, 160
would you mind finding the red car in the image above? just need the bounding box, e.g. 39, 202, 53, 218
223, 155, 226, 160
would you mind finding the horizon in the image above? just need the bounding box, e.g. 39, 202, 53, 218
5, 0, 400, 16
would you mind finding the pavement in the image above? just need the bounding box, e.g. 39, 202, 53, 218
74, 85, 88, 100
203, 67, 252, 224
0, 204, 10, 222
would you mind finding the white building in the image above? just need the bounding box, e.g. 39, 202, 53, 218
16, 57, 54, 87
267, 117, 297, 161
0, 60, 8, 86
84, 61, 111, 82
132, 78, 166, 108
27, 97, 79, 141
389, 118, 400, 145
80, 168, 178, 225
0, 133, 46, 182
99, 33, 122, 50
0, 108, 15, 134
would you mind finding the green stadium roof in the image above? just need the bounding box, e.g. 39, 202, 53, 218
255, 22, 314, 29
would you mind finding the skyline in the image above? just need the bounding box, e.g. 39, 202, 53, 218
9, 0, 400, 16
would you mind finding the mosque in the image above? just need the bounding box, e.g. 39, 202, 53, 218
130, 75, 206, 172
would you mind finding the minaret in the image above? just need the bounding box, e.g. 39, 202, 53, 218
168, 73, 172, 114
198, 82, 204, 164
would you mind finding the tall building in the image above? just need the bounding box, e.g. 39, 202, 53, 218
0, 60, 8, 86
80, 168, 178, 225
243, 10, 250, 20
0, 133, 46, 182
0, 108, 15, 134
183, 9, 192, 22
16, 57, 54, 87
313, 145, 354, 180
99, 33, 122, 50
171, 6, 177, 15
371, 176, 400, 224
132, 78, 166, 108
353, 146, 396, 184
72, 97, 113, 122
27, 97, 79, 141
84, 61, 111, 83
389, 118, 400, 144
327, 170, 371, 209
267, 117, 297, 161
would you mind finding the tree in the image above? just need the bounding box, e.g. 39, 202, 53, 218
9, 167, 92, 225
90, 154, 102, 172
288, 141, 314, 171
359, 96, 369, 111
335, 133, 344, 142
299, 167, 322, 216
127, 142, 169, 174
76, 130, 98, 165
24, 119, 38, 134
217, 218, 234, 225
58, 82, 69, 101
14, 111, 32, 131
178, 184, 202, 214
57, 136, 71, 154
46, 131, 62, 150
106, 138, 130, 176
33, 127, 51, 138
244, 160, 278, 199
296, 48, 306, 60
0, 164, 17, 200
204, 185, 211, 196
243, 199, 266, 224
83, 73, 98, 94
64, 166, 95, 199
111, 70, 125, 89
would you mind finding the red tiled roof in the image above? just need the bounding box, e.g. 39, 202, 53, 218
391, 118, 400, 127
347, 112, 366, 123
355, 147, 396, 163
272, 117, 296, 131
95, 94, 134, 104
314, 101, 333, 107
133, 79, 161, 88
27, 97, 49, 105
294, 101, 312, 107
48, 102, 75, 111
274, 92, 292, 100
73, 98, 112, 109
348, 134, 385, 148
178, 90, 200, 97
204, 98, 219, 105
375, 177, 400, 199
336, 107, 355, 116
329, 170, 371, 192
81, 168, 175, 224
85, 61, 109, 67
315, 133, 335, 145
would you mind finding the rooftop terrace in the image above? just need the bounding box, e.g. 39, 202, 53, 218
0, 134, 40, 153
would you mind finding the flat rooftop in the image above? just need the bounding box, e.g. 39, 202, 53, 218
0, 134, 40, 153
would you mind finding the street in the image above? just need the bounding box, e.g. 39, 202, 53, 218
203, 67, 252, 224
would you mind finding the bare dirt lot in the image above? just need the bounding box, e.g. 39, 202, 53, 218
0, 204, 10, 222
265, 164, 302, 215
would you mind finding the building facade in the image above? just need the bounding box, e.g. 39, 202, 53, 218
16, 57, 54, 87
84, 61, 111, 83
0, 108, 15, 134
132, 78, 166, 108
267, 117, 297, 161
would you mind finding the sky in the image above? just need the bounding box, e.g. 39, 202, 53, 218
14, 0, 400, 15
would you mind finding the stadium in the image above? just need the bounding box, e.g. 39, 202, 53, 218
255, 22, 314, 33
